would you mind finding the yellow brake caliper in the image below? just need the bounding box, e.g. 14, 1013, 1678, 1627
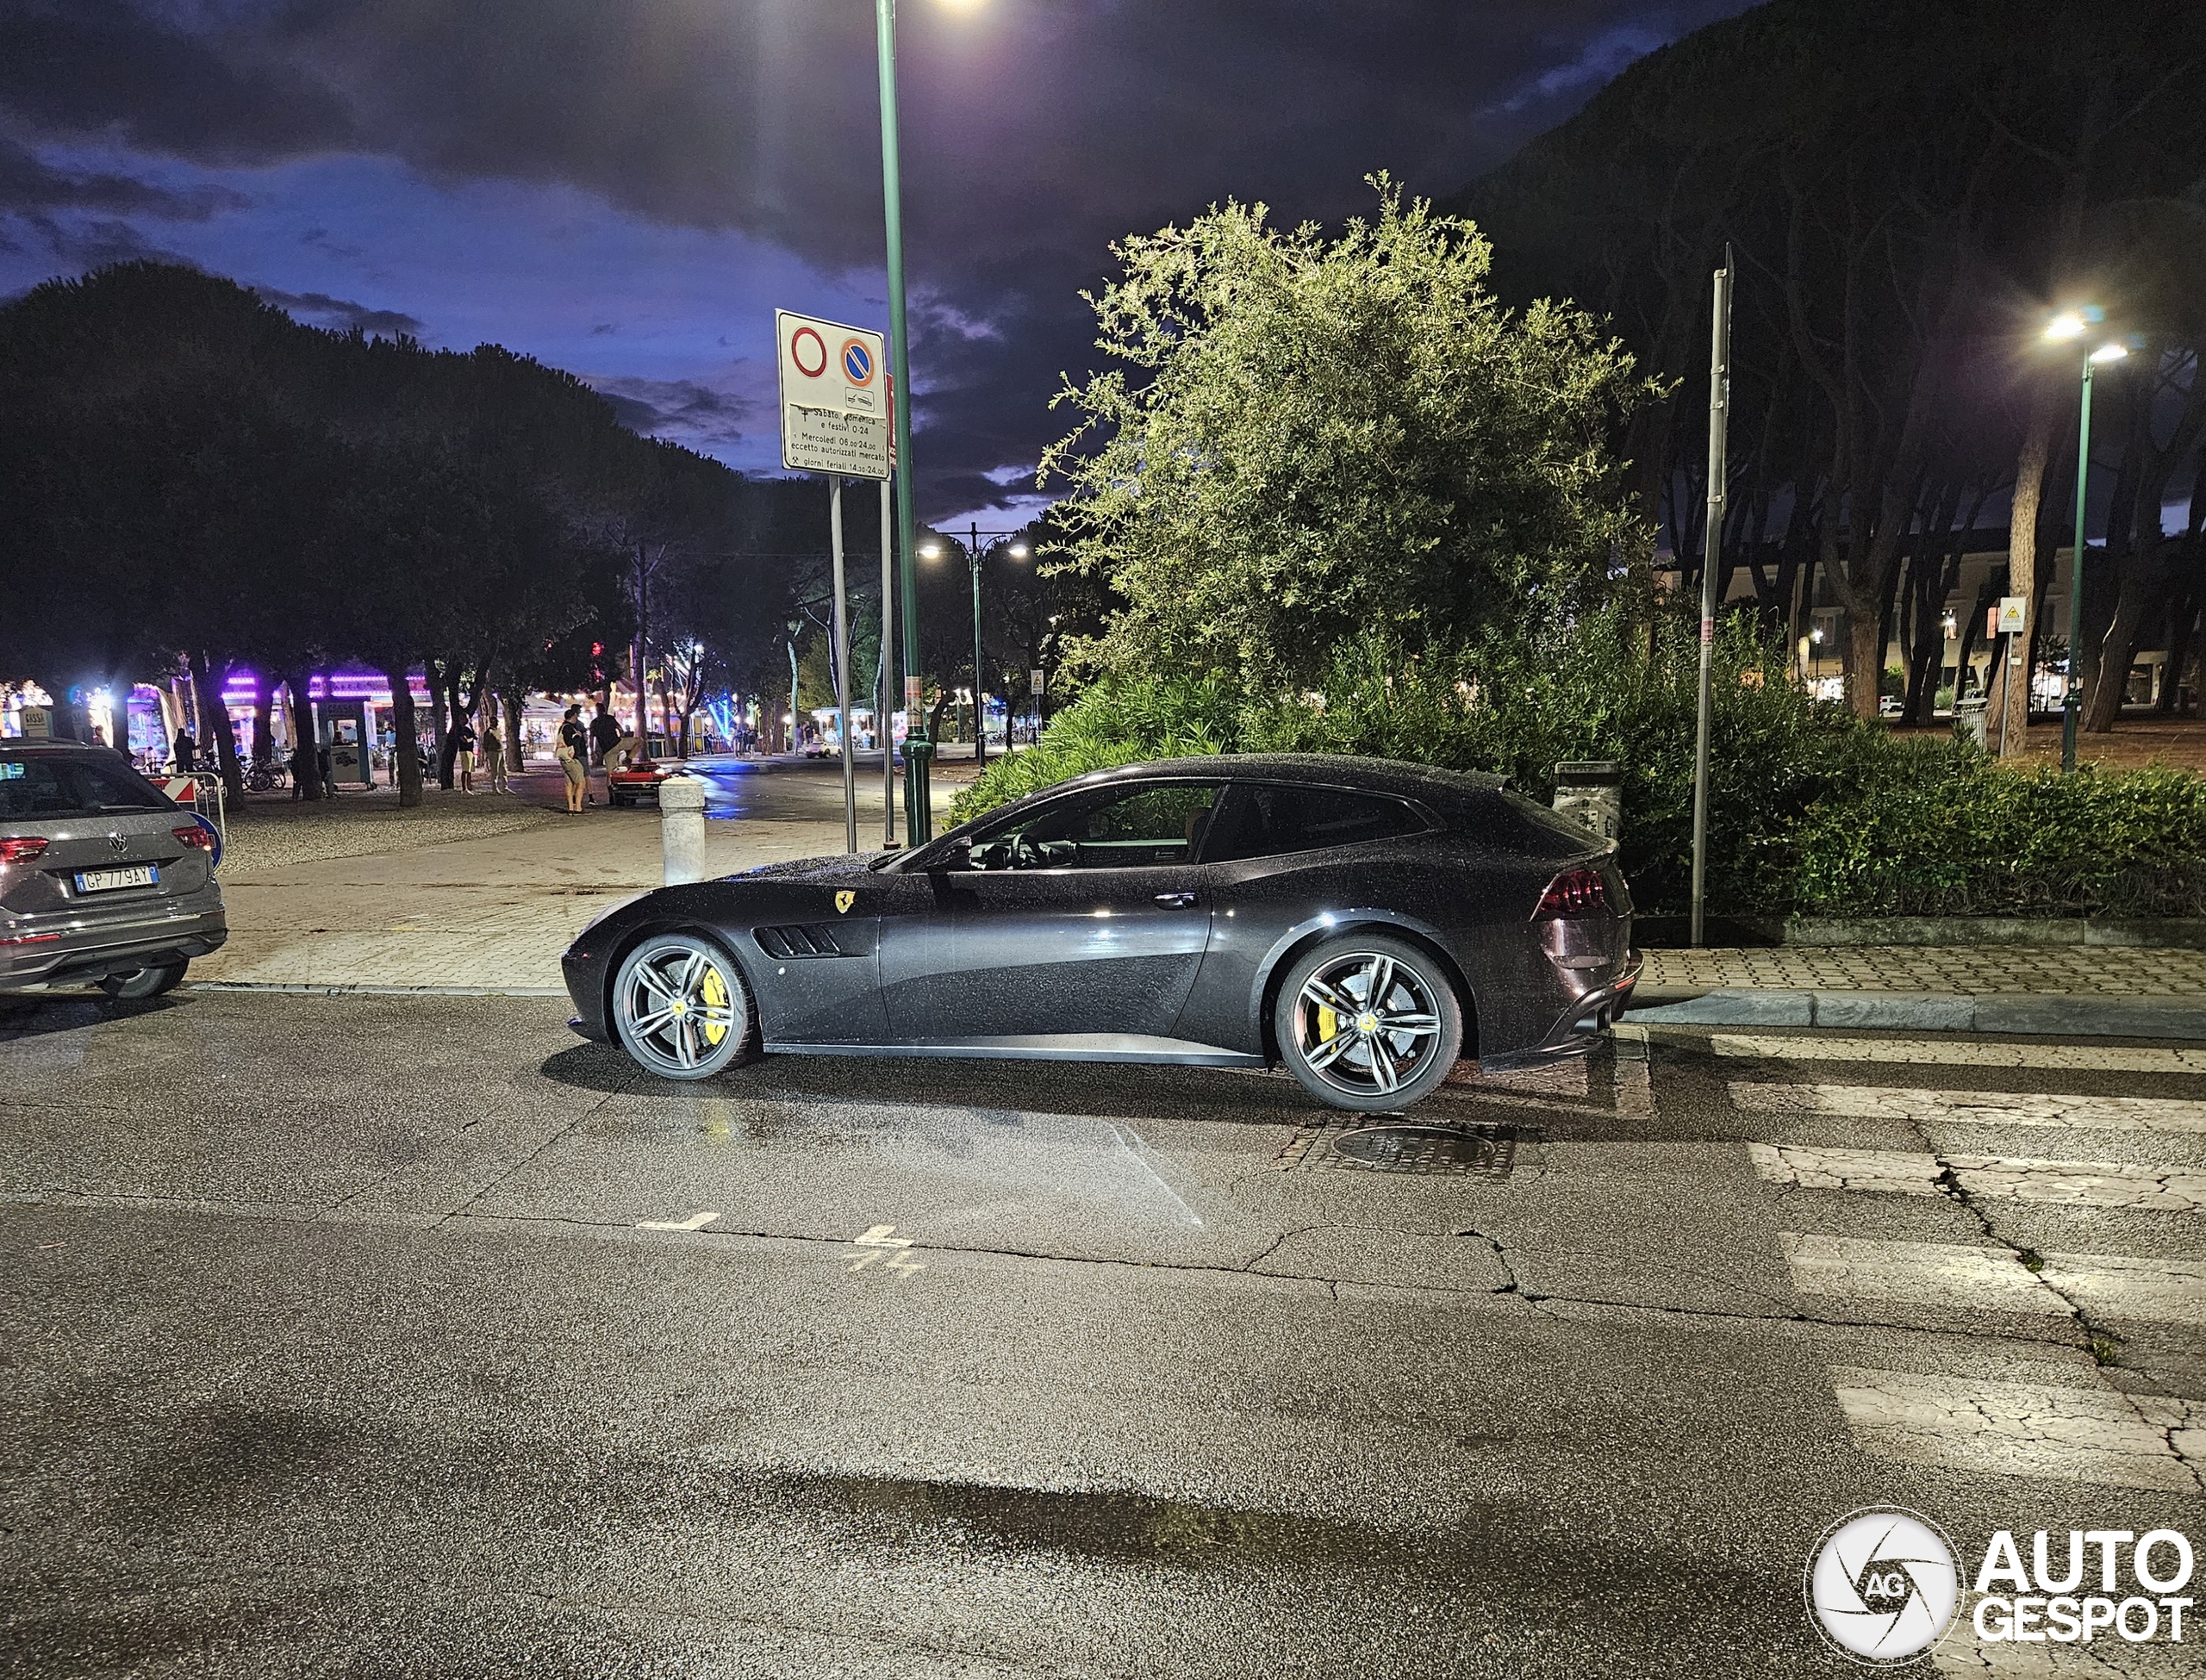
1317, 1005, 1337, 1042
701, 966, 729, 1045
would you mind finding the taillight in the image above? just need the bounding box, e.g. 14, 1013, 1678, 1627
0, 837, 48, 865
1534, 865, 1609, 920
173, 825, 215, 851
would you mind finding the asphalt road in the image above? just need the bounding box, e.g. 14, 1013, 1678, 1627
3, 993, 2202, 1677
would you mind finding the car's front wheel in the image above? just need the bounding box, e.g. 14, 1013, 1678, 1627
99, 960, 188, 1000
611, 932, 753, 1080
1274, 935, 1461, 1111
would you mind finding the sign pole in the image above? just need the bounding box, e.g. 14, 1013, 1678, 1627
1690, 248, 1732, 950
831, 476, 857, 853
881, 477, 896, 846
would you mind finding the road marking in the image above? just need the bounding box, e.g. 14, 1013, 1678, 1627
1612, 1024, 1653, 1117
636, 1210, 721, 1232
1829, 1366, 2204, 1494
2040, 1253, 2206, 1328
1749, 1144, 2206, 1212
1706, 1035, 2206, 1073
1731, 1081, 2206, 1133
1780, 1234, 2067, 1314
844, 1223, 925, 1277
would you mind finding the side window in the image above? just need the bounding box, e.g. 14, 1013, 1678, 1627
1204, 782, 1426, 862
970, 782, 1222, 870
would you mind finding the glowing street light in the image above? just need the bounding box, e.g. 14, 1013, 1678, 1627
2046, 307, 2127, 770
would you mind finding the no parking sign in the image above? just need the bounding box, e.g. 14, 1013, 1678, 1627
776, 309, 890, 480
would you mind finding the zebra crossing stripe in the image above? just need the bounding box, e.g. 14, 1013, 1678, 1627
1706, 1035, 2206, 1073
1730, 1082, 2206, 1134
1748, 1144, 2206, 1212
1780, 1235, 2206, 1327
1780, 1234, 2067, 1314
1829, 1366, 2204, 1494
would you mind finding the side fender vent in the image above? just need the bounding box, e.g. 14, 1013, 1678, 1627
754, 924, 845, 958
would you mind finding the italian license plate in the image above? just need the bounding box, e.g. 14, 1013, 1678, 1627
73, 864, 158, 893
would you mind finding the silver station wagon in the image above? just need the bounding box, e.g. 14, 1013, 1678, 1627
0, 742, 227, 998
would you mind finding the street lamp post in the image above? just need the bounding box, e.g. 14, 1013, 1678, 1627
921, 527, 1029, 768
876, 0, 929, 843
2044, 310, 2128, 773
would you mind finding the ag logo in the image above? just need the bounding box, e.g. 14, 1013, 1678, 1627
833, 891, 857, 915
1806, 1508, 1960, 1664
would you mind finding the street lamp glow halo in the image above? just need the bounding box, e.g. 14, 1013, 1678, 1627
2045, 312, 2088, 342
919, 541, 942, 558
2090, 342, 2128, 364
1008, 543, 1030, 559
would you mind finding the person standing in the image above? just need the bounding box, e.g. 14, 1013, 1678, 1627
480, 719, 508, 793
556, 705, 588, 814
589, 706, 623, 805
452, 715, 478, 793
172, 729, 196, 774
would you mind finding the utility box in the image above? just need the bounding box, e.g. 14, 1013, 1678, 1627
1554, 761, 1623, 840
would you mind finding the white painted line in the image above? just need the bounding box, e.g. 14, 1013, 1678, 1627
1829, 1366, 2204, 1494
1748, 1142, 1942, 1195
2041, 1252, 2206, 1328
1731, 1082, 2206, 1134
1748, 1145, 2206, 1213
1612, 1024, 1653, 1117
1708, 1035, 2206, 1073
636, 1211, 721, 1232
1780, 1234, 2067, 1314
844, 1223, 925, 1277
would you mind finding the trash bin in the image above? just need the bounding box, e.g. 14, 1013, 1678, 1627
1954, 695, 1988, 750
1553, 761, 1623, 841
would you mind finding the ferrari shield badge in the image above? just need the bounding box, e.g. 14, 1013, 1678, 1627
834, 890, 857, 915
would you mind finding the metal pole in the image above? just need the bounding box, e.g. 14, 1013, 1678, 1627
2061, 358, 2095, 774
1690, 252, 1732, 949
830, 476, 857, 852
969, 520, 985, 769
876, 0, 929, 843
788, 636, 800, 757
880, 476, 896, 845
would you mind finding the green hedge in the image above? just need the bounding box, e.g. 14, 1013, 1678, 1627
952, 610, 2206, 921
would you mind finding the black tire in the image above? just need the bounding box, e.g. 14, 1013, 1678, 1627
1274, 934, 1462, 1112
611, 932, 754, 1080
99, 960, 188, 1000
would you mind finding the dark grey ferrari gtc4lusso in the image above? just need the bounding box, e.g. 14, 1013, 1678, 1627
562, 754, 1640, 1112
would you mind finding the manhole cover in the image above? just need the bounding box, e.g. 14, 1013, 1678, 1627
1324, 1123, 1517, 1178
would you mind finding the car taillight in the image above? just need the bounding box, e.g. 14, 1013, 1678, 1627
1534, 865, 1610, 919
0, 837, 48, 865
173, 825, 215, 850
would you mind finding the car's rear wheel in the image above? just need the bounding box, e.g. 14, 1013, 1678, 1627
98, 960, 188, 1000
1274, 935, 1461, 1112
612, 932, 752, 1080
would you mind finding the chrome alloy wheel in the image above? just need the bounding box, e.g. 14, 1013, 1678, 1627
1291, 949, 1447, 1100
613, 934, 749, 1080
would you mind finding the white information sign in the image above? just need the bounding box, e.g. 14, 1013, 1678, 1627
776, 310, 889, 480
1997, 594, 2028, 635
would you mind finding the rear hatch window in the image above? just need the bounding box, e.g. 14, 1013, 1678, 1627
0, 752, 176, 819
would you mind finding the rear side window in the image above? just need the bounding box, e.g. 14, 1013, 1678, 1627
1202, 782, 1427, 862
0, 753, 174, 819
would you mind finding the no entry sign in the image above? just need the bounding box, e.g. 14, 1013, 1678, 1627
776, 309, 889, 480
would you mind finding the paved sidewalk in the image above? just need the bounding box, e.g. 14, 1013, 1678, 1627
191, 766, 952, 994
1636, 944, 2206, 1039
1642, 944, 2206, 996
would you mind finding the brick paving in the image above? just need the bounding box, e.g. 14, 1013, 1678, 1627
1641, 943, 2206, 997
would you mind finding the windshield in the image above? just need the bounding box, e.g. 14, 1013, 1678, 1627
0, 751, 175, 819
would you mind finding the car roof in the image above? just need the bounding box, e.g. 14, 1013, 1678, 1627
0, 739, 117, 754
1072, 752, 1505, 801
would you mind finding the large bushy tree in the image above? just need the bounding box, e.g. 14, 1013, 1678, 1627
1039, 183, 1659, 693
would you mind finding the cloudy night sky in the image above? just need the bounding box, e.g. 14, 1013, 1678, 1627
0, 2, 1754, 528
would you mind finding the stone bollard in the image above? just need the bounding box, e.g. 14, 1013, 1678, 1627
658, 772, 707, 886
1553, 760, 1623, 841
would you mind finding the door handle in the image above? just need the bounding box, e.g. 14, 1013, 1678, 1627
1154, 892, 1198, 908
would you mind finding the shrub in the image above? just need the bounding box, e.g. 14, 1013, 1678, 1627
949, 605, 2206, 921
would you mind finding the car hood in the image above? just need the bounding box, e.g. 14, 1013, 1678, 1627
734, 852, 897, 882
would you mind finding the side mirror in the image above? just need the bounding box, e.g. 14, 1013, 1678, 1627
924, 837, 973, 872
